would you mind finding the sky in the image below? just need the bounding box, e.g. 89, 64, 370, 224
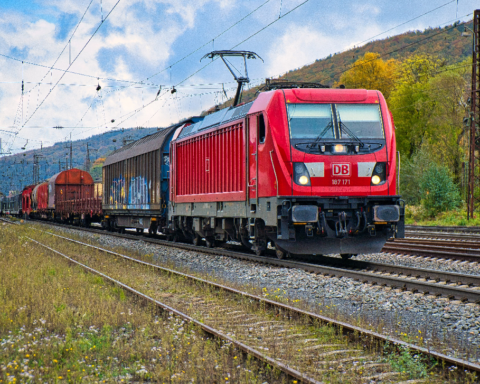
0, 0, 478, 155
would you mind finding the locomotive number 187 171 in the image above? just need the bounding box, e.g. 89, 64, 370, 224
332, 179, 350, 185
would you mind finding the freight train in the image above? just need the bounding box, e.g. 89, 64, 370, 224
1, 81, 404, 259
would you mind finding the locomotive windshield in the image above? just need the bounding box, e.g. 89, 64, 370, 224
287, 103, 384, 141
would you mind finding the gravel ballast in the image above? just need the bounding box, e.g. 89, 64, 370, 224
36, 224, 480, 364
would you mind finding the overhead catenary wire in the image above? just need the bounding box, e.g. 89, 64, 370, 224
18, 0, 123, 131
1, 1, 476, 155
24, 0, 95, 98
113, 0, 312, 129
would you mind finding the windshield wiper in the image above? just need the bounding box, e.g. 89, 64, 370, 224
306, 121, 333, 150
336, 112, 364, 147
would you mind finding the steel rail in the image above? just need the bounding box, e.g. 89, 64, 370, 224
29, 228, 480, 373
30, 221, 480, 303
406, 225, 480, 234
27, 236, 322, 384
405, 230, 480, 241
0, 217, 20, 225
395, 238, 480, 248
382, 243, 480, 262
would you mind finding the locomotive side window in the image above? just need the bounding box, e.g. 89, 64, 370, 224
258, 114, 266, 144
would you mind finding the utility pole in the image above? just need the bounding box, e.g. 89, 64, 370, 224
467, 10, 480, 219
33, 153, 44, 184
64, 134, 73, 170
85, 143, 91, 171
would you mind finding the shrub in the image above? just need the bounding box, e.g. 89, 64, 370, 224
419, 163, 462, 216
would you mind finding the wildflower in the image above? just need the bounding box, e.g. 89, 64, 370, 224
53, 360, 58, 363
58, 377, 63, 379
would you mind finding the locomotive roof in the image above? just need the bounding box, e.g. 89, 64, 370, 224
177, 101, 253, 140
104, 117, 202, 166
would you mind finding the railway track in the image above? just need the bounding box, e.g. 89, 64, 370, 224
18, 226, 480, 381
24, 233, 404, 383
383, 225, 480, 262
5, 217, 480, 302
7, 217, 480, 303
3, 217, 480, 377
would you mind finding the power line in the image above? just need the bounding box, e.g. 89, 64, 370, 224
18, 0, 122, 130
25, 0, 95, 97
355, 0, 457, 47
334, 12, 474, 79
106, 0, 311, 130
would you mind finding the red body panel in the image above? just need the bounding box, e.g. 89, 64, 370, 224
260, 88, 396, 198
21, 185, 36, 215
173, 122, 246, 202
32, 182, 49, 211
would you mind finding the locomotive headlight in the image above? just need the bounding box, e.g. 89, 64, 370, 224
374, 163, 384, 173
371, 175, 381, 185
299, 175, 309, 185
371, 161, 387, 186
293, 162, 311, 186
294, 163, 305, 173
333, 144, 346, 153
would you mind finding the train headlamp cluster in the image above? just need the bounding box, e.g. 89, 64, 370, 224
293, 162, 311, 186
333, 144, 346, 154
371, 162, 387, 185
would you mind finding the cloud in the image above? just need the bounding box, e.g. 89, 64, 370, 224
265, 24, 337, 76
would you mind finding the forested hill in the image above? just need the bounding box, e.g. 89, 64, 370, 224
0, 128, 159, 196
229, 20, 473, 106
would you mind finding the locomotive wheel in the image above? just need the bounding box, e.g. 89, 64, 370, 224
255, 248, 265, 256
205, 238, 215, 248
340, 253, 353, 260
275, 248, 290, 260
172, 234, 179, 242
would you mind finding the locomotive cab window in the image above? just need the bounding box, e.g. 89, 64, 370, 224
336, 104, 384, 139
258, 114, 266, 144
287, 103, 385, 153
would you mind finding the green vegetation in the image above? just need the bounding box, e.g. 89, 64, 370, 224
405, 205, 480, 226
0, 224, 284, 382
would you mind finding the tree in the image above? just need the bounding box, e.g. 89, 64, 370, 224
390, 56, 470, 182
336, 52, 398, 99
422, 60, 470, 183
389, 54, 445, 157
420, 163, 462, 216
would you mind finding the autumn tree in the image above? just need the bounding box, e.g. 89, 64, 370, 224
388, 54, 446, 157
336, 52, 398, 99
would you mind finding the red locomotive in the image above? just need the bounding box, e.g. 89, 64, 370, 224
168, 79, 404, 258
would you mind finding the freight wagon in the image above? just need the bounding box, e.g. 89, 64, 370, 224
102, 119, 201, 234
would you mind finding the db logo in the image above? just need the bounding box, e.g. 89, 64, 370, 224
332, 163, 350, 176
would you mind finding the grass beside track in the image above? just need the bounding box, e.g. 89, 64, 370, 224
3, 220, 479, 383
0, 222, 286, 383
